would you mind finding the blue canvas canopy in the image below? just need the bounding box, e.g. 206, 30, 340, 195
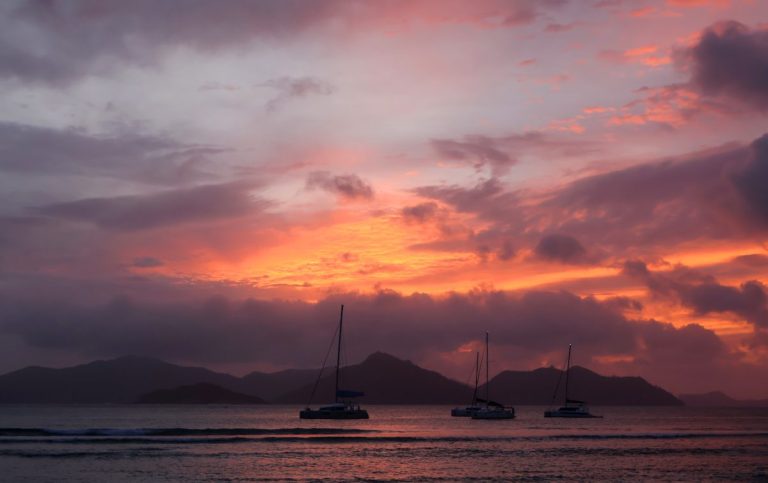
476, 397, 503, 408
337, 389, 364, 398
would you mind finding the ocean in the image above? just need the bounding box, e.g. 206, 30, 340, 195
0, 405, 766, 481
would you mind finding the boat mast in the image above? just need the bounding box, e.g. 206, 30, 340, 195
485, 332, 490, 406
564, 344, 572, 406
335, 304, 344, 403
472, 351, 480, 404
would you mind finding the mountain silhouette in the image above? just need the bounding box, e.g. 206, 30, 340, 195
278, 352, 474, 404
136, 383, 265, 404
481, 366, 683, 406
679, 391, 768, 407
240, 368, 318, 401
0, 355, 247, 403
0, 352, 682, 405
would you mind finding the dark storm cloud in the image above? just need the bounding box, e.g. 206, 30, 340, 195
34, 181, 269, 230
262, 76, 334, 112
680, 21, 768, 110
0, 122, 222, 185
623, 260, 768, 329
534, 234, 588, 264
0, 0, 569, 84
306, 171, 374, 200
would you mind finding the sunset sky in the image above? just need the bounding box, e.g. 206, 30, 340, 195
1, 0, 767, 398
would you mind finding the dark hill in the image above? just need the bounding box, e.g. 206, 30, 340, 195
679, 391, 768, 407
240, 368, 318, 402
481, 366, 682, 406
0, 355, 250, 403
0, 353, 683, 406
277, 352, 474, 404
136, 383, 265, 404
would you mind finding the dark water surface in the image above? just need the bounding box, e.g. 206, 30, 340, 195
1, 405, 767, 481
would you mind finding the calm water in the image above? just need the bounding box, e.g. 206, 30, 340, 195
1, 405, 767, 481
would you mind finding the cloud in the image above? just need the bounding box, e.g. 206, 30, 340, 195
0, 284, 693, 366
534, 234, 588, 264
497, 239, 516, 261
431, 131, 600, 175
679, 21, 768, 110
431, 136, 515, 176
261, 76, 334, 112
401, 202, 439, 223
34, 181, 269, 230
608, 84, 732, 128
733, 254, 768, 267
0, 122, 223, 185
414, 178, 522, 225
541, 137, 762, 248
306, 171, 374, 200
411, 132, 768, 263
606, 22, 767, 129
132, 256, 164, 268
1, 281, 761, 395
732, 134, 768, 224
0, 0, 569, 84
623, 260, 768, 329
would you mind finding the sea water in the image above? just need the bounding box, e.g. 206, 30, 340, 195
0, 405, 766, 481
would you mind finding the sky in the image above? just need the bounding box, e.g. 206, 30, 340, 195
1, 0, 767, 398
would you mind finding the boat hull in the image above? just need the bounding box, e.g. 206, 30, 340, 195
471, 408, 515, 420
451, 406, 482, 417
299, 409, 369, 419
544, 411, 601, 418
544, 407, 602, 418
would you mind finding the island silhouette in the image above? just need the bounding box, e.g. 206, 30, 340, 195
0, 352, 684, 405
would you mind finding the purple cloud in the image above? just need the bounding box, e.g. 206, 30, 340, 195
34, 181, 268, 230
306, 171, 374, 200
680, 21, 768, 110
0, 122, 222, 185
623, 260, 768, 330
534, 234, 589, 264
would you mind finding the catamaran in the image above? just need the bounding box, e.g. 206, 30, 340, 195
544, 344, 602, 418
471, 332, 515, 420
451, 351, 483, 417
299, 305, 369, 419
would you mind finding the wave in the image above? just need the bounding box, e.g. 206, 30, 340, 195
0, 427, 377, 437
0, 431, 766, 446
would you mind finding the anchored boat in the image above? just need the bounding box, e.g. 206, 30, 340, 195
544, 344, 602, 418
471, 332, 515, 420
299, 305, 368, 420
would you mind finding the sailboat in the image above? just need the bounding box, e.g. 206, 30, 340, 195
544, 344, 602, 418
299, 305, 369, 419
471, 332, 515, 420
451, 351, 483, 417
